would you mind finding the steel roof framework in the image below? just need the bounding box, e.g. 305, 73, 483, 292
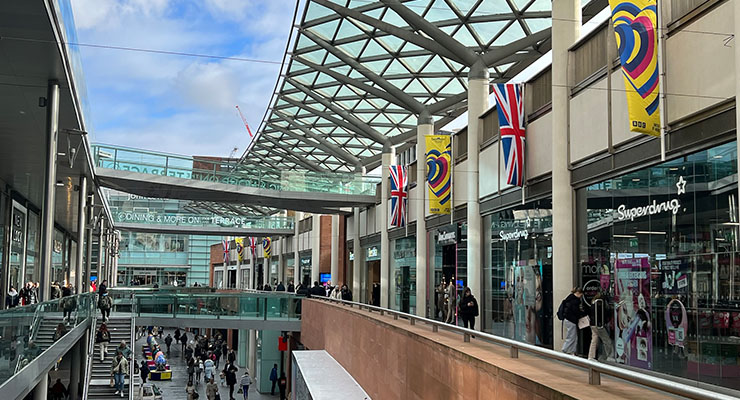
243, 0, 555, 172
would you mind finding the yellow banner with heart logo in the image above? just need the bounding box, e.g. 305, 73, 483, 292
426, 135, 451, 214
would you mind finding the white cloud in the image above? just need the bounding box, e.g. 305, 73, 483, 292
70, 0, 293, 157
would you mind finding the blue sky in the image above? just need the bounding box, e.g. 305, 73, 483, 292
70, 0, 295, 157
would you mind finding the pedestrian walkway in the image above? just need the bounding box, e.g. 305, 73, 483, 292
133, 327, 277, 400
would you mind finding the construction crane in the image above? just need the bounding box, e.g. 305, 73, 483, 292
235, 105, 253, 137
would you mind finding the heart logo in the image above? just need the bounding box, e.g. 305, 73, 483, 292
426, 145, 451, 205
611, 1, 659, 115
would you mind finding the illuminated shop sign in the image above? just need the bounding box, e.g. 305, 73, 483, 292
615, 176, 685, 221
499, 229, 529, 241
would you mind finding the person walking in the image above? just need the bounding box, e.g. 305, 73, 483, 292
139, 360, 149, 384
99, 293, 112, 322
340, 284, 353, 301
239, 369, 252, 400
5, 285, 19, 308
204, 357, 215, 384
227, 349, 236, 365
224, 363, 238, 400
309, 281, 325, 297
165, 333, 173, 356
458, 287, 479, 329
206, 377, 220, 400
185, 379, 197, 400
174, 328, 181, 344
588, 292, 614, 361
278, 371, 287, 400
96, 324, 111, 362
287, 281, 294, 293
111, 352, 129, 397
558, 287, 588, 355
181, 331, 189, 353
187, 357, 196, 383
196, 358, 204, 384
269, 364, 278, 395
50, 379, 68, 400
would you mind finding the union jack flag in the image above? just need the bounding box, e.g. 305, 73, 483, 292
222, 239, 229, 264
493, 83, 526, 187
389, 165, 408, 227
248, 237, 258, 258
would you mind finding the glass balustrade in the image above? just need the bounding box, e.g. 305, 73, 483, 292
0, 293, 95, 385
131, 292, 301, 321
92, 144, 380, 196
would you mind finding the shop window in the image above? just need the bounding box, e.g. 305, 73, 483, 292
576, 141, 740, 390
483, 200, 553, 349
429, 223, 467, 323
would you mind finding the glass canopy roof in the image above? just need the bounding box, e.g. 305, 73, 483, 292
244, 0, 598, 172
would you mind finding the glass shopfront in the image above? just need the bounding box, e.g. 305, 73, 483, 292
483, 200, 553, 348
576, 141, 740, 389
9, 201, 27, 292
362, 244, 380, 305
429, 223, 467, 323
285, 255, 295, 285
390, 236, 416, 314
300, 253, 311, 285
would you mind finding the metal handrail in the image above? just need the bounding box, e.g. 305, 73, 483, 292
128, 292, 135, 400
315, 296, 739, 400
81, 312, 98, 400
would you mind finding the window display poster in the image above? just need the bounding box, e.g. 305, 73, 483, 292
665, 299, 687, 348
658, 258, 688, 295
614, 257, 652, 370
513, 264, 544, 345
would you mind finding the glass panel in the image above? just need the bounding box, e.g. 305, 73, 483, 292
390, 237, 416, 314
24, 211, 39, 285
9, 204, 26, 296
576, 141, 740, 390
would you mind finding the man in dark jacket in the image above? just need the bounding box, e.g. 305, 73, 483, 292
559, 287, 588, 355
458, 287, 479, 329
309, 281, 326, 297
224, 363, 238, 400
276, 282, 286, 291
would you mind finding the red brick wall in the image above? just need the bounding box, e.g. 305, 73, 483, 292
319, 215, 331, 275
209, 243, 222, 287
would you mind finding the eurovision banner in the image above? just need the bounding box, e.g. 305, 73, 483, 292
609, 0, 661, 136
426, 135, 451, 214
614, 257, 652, 370
263, 237, 272, 258
235, 237, 245, 262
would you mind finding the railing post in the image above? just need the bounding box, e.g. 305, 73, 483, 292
510, 346, 519, 358
432, 325, 438, 333
380, 309, 384, 316
410, 318, 415, 326
589, 368, 601, 385
463, 333, 470, 343
393, 314, 398, 320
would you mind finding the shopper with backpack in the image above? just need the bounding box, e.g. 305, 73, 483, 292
557, 287, 588, 355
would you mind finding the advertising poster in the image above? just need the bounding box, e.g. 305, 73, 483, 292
659, 258, 689, 295
608, 0, 661, 136
513, 263, 545, 345
665, 299, 687, 348
425, 135, 451, 214
614, 257, 652, 369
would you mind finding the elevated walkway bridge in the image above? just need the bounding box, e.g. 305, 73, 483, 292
92, 144, 381, 215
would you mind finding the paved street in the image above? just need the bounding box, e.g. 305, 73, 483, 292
133, 327, 279, 400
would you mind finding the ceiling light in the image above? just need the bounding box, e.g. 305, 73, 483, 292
632, 178, 640, 182
722, 222, 740, 226
713, 155, 723, 159
635, 231, 666, 235
613, 234, 637, 238
669, 167, 679, 171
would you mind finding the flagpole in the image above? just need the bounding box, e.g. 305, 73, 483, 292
521, 83, 527, 205
657, 0, 667, 161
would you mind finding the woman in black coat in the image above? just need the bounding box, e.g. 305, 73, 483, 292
458, 287, 479, 329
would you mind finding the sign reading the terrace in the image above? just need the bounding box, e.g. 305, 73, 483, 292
115, 212, 291, 230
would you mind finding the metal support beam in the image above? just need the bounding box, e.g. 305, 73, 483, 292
311, 0, 469, 66
75, 175, 87, 294
380, 0, 478, 66
288, 79, 390, 145
261, 135, 325, 172
40, 80, 60, 301
481, 28, 552, 67
292, 56, 415, 111
269, 114, 362, 167
427, 92, 468, 115
280, 96, 388, 146
299, 30, 424, 114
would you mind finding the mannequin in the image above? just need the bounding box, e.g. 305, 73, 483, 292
445, 280, 456, 324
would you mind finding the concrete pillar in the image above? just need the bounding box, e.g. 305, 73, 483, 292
238, 329, 248, 367
97, 218, 105, 286
330, 214, 339, 285
69, 339, 81, 399
551, 0, 580, 350
277, 238, 284, 285
75, 176, 87, 294
85, 196, 94, 292
467, 61, 489, 321
380, 146, 394, 308
416, 113, 432, 317
250, 244, 256, 289
311, 214, 321, 285
248, 329, 257, 375
294, 212, 301, 287
352, 207, 361, 299
40, 80, 60, 301
33, 371, 48, 400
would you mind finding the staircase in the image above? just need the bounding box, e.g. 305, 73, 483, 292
87, 315, 132, 400
34, 315, 66, 351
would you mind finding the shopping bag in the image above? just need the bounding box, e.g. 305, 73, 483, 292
578, 315, 590, 330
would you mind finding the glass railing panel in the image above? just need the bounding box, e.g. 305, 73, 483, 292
92, 144, 380, 196
0, 293, 95, 386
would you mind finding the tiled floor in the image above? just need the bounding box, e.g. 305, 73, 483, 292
133, 328, 279, 400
